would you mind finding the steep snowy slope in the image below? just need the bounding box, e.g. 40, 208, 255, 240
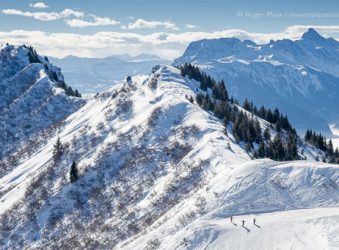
50, 54, 170, 94
0, 45, 85, 173
0, 65, 338, 249
174, 28, 339, 135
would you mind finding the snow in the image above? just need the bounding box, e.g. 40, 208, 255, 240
168, 207, 339, 250
49, 55, 170, 94
120, 159, 339, 250
0, 65, 250, 216
0, 57, 338, 249
329, 124, 339, 150
173, 28, 339, 136
216, 56, 250, 65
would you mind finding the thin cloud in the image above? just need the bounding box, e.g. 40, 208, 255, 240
1, 8, 84, 21
0, 25, 338, 60
185, 24, 198, 29
66, 15, 119, 28
29, 2, 49, 9
123, 19, 179, 31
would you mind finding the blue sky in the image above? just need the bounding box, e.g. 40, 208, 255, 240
1, 0, 339, 59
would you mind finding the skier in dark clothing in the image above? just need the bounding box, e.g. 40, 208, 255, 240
253, 217, 256, 225
242, 220, 245, 227
230, 216, 233, 223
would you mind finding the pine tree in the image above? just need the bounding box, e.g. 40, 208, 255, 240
263, 128, 271, 141
53, 137, 63, 161
266, 110, 274, 123
27, 46, 40, 64
335, 148, 339, 157
276, 121, 281, 132
329, 157, 336, 163
258, 141, 266, 158
245, 142, 252, 153
201, 94, 213, 111
219, 80, 228, 101
200, 76, 208, 91
196, 93, 204, 106
272, 133, 286, 161
223, 116, 229, 128
213, 102, 227, 119
304, 129, 311, 141
243, 99, 251, 111
212, 84, 221, 100
70, 161, 79, 183
74, 89, 81, 97
273, 108, 280, 123
328, 139, 334, 156
254, 120, 262, 143
286, 132, 298, 160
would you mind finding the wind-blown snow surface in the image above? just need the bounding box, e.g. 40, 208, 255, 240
50, 54, 170, 94
174, 28, 339, 135
0, 65, 338, 249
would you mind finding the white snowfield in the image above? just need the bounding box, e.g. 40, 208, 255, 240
120, 159, 339, 250
143, 207, 339, 250
0, 62, 338, 249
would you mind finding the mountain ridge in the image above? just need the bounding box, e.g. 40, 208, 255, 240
0, 44, 85, 162
0, 46, 338, 249
50, 54, 170, 94
174, 28, 339, 136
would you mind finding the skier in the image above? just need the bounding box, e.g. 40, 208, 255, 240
230, 216, 233, 223
241, 220, 245, 227
253, 217, 256, 225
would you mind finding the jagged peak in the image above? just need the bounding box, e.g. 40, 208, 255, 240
301, 28, 325, 41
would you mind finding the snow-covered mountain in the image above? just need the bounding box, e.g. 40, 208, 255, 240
0, 45, 85, 163
174, 28, 339, 136
50, 54, 170, 94
0, 44, 338, 249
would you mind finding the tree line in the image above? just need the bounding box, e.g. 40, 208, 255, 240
304, 129, 339, 163
179, 63, 326, 162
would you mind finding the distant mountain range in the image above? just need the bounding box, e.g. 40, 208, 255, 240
174, 28, 339, 136
50, 54, 170, 94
